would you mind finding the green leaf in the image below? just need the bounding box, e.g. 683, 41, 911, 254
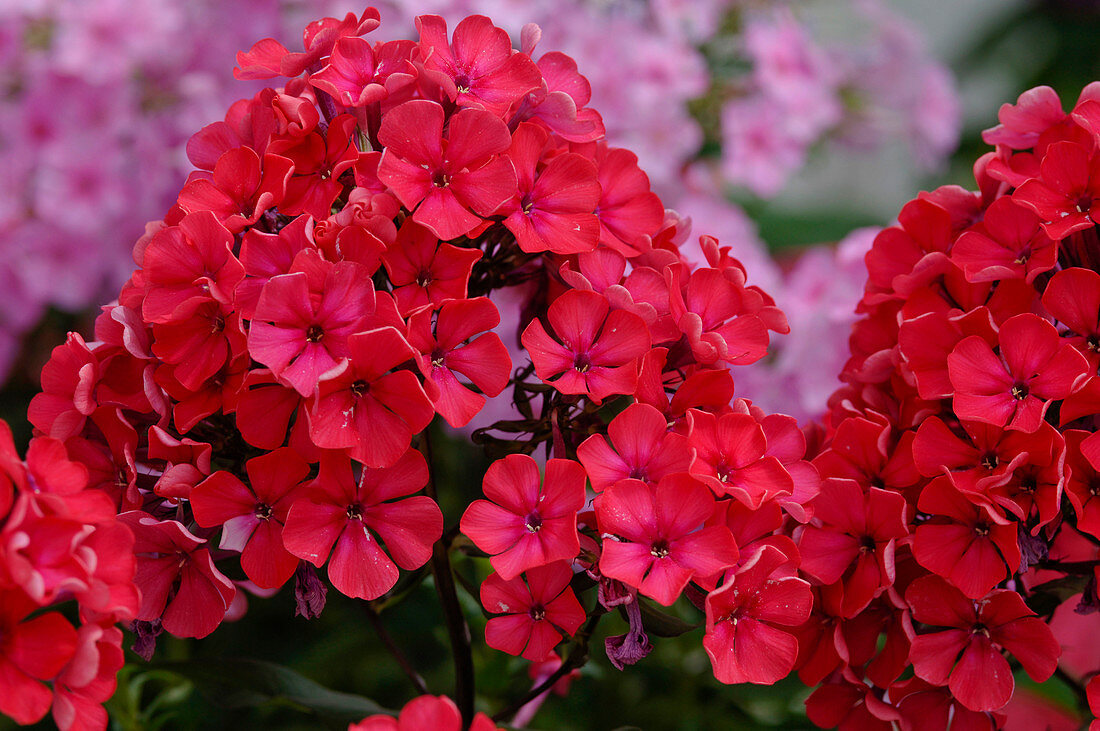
1025, 574, 1091, 616
637, 600, 700, 638
153, 658, 392, 724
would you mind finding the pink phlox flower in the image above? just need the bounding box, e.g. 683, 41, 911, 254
382, 220, 482, 317
309, 37, 418, 108
520, 289, 651, 404
176, 146, 293, 233
595, 473, 738, 606
406, 297, 511, 428
461, 454, 585, 580
686, 409, 793, 509
668, 265, 771, 367
235, 214, 314, 320
234, 8, 381, 80
282, 449, 441, 601
576, 402, 691, 493
480, 561, 585, 660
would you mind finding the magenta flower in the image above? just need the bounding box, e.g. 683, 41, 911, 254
308, 327, 434, 468
576, 402, 691, 492
247, 255, 376, 397
1014, 141, 1100, 240
382, 220, 482, 317
595, 474, 738, 606
480, 562, 585, 661
703, 544, 812, 685
282, 449, 441, 601
309, 37, 416, 108
461, 455, 586, 581
190, 448, 310, 590
521, 290, 650, 404
377, 100, 516, 241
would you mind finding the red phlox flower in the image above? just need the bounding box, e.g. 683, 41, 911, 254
118, 512, 235, 639
912, 478, 1020, 599
978, 423, 1064, 530
892, 677, 1006, 731
687, 409, 793, 509
500, 122, 601, 255
572, 143, 664, 257
595, 473, 738, 606
416, 14, 541, 114
176, 147, 293, 233
191, 448, 311, 589
756, 412, 822, 522
951, 197, 1057, 283
905, 575, 1060, 712
308, 327, 434, 468
633, 349, 735, 433
310, 37, 417, 109
898, 307, 997, 401
982, 83, 1100, 150
812, 415, 921, 496
382, 220, 482, 316
248, 252, 376, 397
1014, 141, 1100, 240
28, 333, 99, 441
1, 492, 98, 604
0, 588, 78, 725
235, 215, 314, 319
50, 622, 125, 731
1042, 266, 1100, 370
267, 114, 360, 219
804, 675, 902, 731
948, 313, 1088, 433
140, 210, 244, 324
406, 297, 510, 428
460, 455, 585, 580
480, 561, 585, 661
234, 8, 381, 80
797, 479, 910, 618
576, 402, 691, 493
377, 100, 516, 241
234, 369, 315, 459
864, 199, 954, 303
519, 51, 605, 143
521, 289, 650, 404
668, 266, 770, 366
145, 426, 212, 501
348, 694, 503, 731
1064, 430, 1100, 538
703, 544, 812, 685
156, 351, 249, 435
151, 299, 245, 392
283, 448, 440, 600
185, 88, 277, 171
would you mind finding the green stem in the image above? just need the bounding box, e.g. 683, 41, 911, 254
420, 430, 476, 727
361, 602, 429, 696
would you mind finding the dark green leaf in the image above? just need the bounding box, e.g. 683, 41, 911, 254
1025, 574, 1091, 616
637, 600, 700, 638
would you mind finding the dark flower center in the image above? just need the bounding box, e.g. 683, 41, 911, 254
1011, 383, 1029, 400
981, 452, 999, 470
529, 604, 546, 622
524, 512, 542, 533
573, 353, 592, 373
350, 380, 370, 398
454, 74, 471, 94
650, 540, 670, 559
346, 503, 363, 521
306, 324, 324, 343
255, 503, 274, 520
859, 535, 876, 553
432, 170, 450, 188
416, 270, 433, 288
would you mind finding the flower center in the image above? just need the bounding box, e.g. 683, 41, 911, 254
573, 353, 592, 373
350, 380, 369, 398
1077, 194, 1093, 214
430, 349, 446, 368
1010, 383, 1029, 400
432, 170, 450, 188
524, 512, 542, 533
306, 324, 324, 343
416, 270, 433, 288
454, 74, 471, 94
981, 452, 999, 470
650, 540, 670, 559
346, 503, 363, 521
859, 535, 876, 553
529, 604, 546, 622
974, 522, 990, 537
255, 503, 274, 520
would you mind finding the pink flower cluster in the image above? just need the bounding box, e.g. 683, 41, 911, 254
802, 84, 1100, 727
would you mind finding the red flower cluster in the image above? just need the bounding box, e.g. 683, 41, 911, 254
0, 420, 137, 729
800, 84, 1100, 727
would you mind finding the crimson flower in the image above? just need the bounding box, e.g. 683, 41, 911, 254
119, 513, 235, 639
703, 544, 813, 685
521, 290, 650, 404
416, 14, 541, 114
176, 147, 293, 233
905, 575, 1059, 712
576, 402, 691, 492
382, 220, 482, 317
461, 455, 585, 580
349, 694, 501, 731
282, 449, 441, 600
247, 255, 376, 397
1014, 140, 1100, 240
687, 409, 793, 509
951, 197, 1056, 283
480, 562, 585, 661
0, 589, 78, 725
377, 100, 515, 241
309, 37, 416, 108
309, 327, 434, 468
595, 474, 738, 606
190, 448, 310, 589
912, 478, 1020, 599
1042, 267, 1100, 368
500, 122, 601, 255
948, 313, 1088, 433
797, 479, 910, 618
